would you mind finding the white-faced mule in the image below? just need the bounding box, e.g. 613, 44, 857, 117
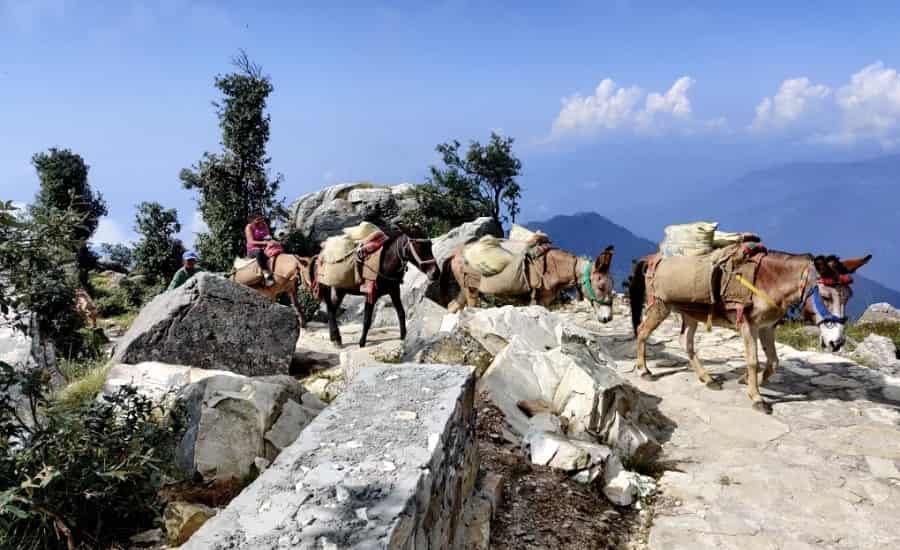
305, 223, 439, 348
629, 245, 872, 414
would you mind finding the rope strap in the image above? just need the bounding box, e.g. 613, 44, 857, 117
734, 274, 781, 310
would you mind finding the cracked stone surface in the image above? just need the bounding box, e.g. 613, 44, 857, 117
565, 301, 900, 550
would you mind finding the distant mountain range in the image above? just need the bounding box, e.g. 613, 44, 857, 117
526, 211, 900, 319
526, 212, 657, 291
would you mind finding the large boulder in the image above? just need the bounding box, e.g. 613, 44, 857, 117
112, 273, 298, 376
0, 308, 55, 371
852, 334, 900, 374
285, 182, 417, 244
454, 305, 565, 355
102, 362, 326, 481
478, 335, 659, 462
858, 302, 900, 325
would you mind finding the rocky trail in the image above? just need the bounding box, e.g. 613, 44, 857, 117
297, 299, 900, 550
576, 302, 900, 550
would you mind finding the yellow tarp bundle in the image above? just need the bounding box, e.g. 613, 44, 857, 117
343, 221, 381, 242
659, 221, 718, 257
463, 235, 514, 276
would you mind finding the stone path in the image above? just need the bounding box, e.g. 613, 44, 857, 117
577, 304, 900, 550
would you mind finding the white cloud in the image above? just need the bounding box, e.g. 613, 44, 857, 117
830, 62, 900, 147
91, 218, 131, 245
550, 75, 717, 140
750, 77, 830, 130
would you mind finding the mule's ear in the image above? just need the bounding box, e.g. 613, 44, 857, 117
841, 254, 872, 273
594, 246, 613, 273
814, 255, 832, 277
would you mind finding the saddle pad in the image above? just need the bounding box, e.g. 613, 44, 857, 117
360, 247, 383, 283
651, 254, 716, 304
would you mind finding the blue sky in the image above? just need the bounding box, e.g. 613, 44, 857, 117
3, 1, 900, 245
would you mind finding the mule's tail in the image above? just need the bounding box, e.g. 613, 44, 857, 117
438, 255, 455, 306
629, 259, 647, 337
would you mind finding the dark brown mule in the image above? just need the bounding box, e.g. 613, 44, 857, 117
231, 254, 312, 326
441, 244, 616, 323
629, 251, 872, 414
307, 223, 439, 348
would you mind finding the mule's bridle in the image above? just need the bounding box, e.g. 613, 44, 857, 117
579, 257, 613, 306
788, 262, 849, 326
400, 235, 437, 270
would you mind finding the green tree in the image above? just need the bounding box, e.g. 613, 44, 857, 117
180, 51, 284, 271
29, 149, 108, 283
98, 242, 133, 270
132, 202, 185, 284
0, 201, 86, 355
408, 132, 522, 235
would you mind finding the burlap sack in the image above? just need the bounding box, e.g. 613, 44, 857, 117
322, 235, 357, 263
660, 221, 718, 257
478, 255, 530, 295
652, 255, 715, 304
508, 224, 534, 242
232, 260, 263, 286
463, 236, 514, 276
318, 255, 361, 288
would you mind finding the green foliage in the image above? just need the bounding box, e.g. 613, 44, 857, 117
54, 360, 111, 410
181, 51, 285, 271
0, 361, 184, 550
774, 321, 819, 350
406, 132, 521, 235
0, 201, 87, 356
29, 149, 108, 284
280, 228, 319, 257
97, 243, 133, 271
132, 202, 185, 284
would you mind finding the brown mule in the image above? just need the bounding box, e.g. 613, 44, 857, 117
629, 250, 872, 413
441, 244, 616, 323
231, 254, 312, 327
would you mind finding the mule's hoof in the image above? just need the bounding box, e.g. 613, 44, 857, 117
640, 371, 656, 381
705, 380, 723, 390
358, 342, 367, 349
752, 401, 773, 415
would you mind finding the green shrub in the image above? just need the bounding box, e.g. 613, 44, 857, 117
774, 321, 819, 350
847, 321, 900, 351
0, 362, 184, 550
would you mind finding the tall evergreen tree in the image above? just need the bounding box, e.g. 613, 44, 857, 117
180, 51, 284, 271
30, 148, 108, 282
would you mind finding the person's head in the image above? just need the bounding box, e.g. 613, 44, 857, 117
249, 213, 266, 227
182, 250, 199, 269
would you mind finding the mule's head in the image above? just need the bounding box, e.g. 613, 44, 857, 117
397, 222, 440, 282
589, 245, 616, 323
804, 254, 872, 351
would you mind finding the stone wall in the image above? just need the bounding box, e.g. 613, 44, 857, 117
182, 363, 478, 550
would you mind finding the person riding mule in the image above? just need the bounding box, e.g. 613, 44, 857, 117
244, 213, 277, 287
310, 223, 439, 348
441, 239, 616, 323
630, 244, 872, 414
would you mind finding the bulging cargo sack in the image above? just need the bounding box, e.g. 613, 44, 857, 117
318, 255, 361, 288
321, 235, 357, 263
478, 255, 531, 295
343, 221, 381, 242
651, 255, 715, 304
231, 258, 263, 286
463, 235, 514, 276
660, 221, 718, 257
509, 224, 550, 246
712, 231, 761, 248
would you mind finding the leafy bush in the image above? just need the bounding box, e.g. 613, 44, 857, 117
0, 362, 185, 550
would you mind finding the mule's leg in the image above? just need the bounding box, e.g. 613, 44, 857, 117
739, 322, 770, 413
389, 285, 407, 340
359, 299, 375, 348
759, 326, 780, 384
682, 316, 721, 389
321, 286, 342, 346
537, 289, 556, 308
635, 301, 670, 380
465, 286, 479, 308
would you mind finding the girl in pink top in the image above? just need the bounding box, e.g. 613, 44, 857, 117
245, 213, 275, 286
